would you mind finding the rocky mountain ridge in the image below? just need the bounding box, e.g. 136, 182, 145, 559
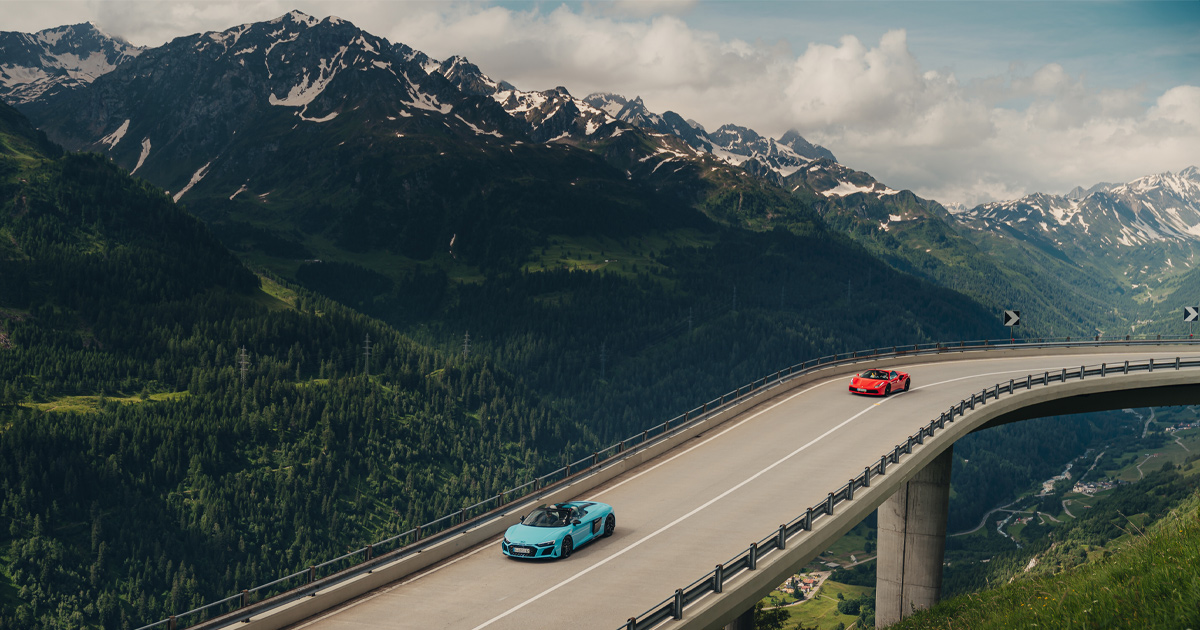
0, 22, 143, 105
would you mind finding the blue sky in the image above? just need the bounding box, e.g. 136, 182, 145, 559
4, 1, 1199, 205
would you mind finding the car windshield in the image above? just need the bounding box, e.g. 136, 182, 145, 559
522, 507, 572, 528
861, 370, 889, 380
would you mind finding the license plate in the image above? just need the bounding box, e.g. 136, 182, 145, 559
512, 546, 533, 555
856, 388, 867, 392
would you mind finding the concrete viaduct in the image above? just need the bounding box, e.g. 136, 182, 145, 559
191, 342, 1200, 630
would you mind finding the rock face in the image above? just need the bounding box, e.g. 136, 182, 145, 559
0, 22, 143, 105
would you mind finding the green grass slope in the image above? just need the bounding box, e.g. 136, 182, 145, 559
892, 469, 1200, 630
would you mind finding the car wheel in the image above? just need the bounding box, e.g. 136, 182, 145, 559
904, 379, 911, 392
560, 536, 573, 559
603, 514, 616, 538
884, 385, 891, 396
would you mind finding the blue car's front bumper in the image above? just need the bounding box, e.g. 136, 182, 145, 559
502, 538, 559, 558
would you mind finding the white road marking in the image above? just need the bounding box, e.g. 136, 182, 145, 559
291, 543, 496, 629
472, 385, 901, 628
587, 378, 839, 500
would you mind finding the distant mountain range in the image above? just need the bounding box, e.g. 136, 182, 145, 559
955, 167, 1200, 292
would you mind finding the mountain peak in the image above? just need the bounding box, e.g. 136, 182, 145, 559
0, 20, 144, 104
272, 10, 319, 27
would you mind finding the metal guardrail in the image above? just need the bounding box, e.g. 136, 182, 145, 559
620, 353, 1200, 630
135, 335, 1200, 630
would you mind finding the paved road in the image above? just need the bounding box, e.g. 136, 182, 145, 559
290, 348, 1200, 630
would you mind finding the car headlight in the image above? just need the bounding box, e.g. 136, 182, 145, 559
536, 541, 556, 547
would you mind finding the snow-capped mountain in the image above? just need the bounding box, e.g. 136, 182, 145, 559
960, 167, 1200, 248
0, 22, 143, 105
21, 11, 521, 192
579, 93, 837, 179
956, 167, 1200, 287
424, 54, 835, 178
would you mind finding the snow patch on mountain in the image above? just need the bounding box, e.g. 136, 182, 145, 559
173, 162, 211, 202
822, 180, 876, 197
99, 119, 130, 148
131, 137, 151, 174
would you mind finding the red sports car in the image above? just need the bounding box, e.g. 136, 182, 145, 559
849, 369, 910, 396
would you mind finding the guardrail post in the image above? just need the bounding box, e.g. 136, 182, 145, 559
641, 430, 648, 443
1150, 358, 1155, 372
1177, 357, 1181, 369
416, 524, 423, 541
627, 617, 638, 630
916, 429, 924, 445
1008, 379, 1014, 394
804, 507, 813, 530
826, 492, 835, 515
1061, 368, 1067, 382
1080, 365, 1085, 380
702, 402, 709, 413
673, 589, 684, 619
1124, 361, 1129, 374
879, 455, 888, 475
846, 479, 855, 500
863, 466, 871, 487
980, 388, 987, 405
168, 617, 177, 630
749, 543, 758, 570
241, 589, 249, 607
366, 544, 373, 561
592, 452, 599, 467
714, 564, 724, 593
1101, 363, 1106, 377
1126, 335, 1130, 341
778, 524, 787, 550
308, 565, 316, 584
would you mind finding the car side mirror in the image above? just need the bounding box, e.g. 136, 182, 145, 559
571, 519, 581, 525
520, 515, 526, 523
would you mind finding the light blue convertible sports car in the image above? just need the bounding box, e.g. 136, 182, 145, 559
502, 501, 616, 559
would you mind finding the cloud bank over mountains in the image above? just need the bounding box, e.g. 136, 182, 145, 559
7, 0, 1199, 206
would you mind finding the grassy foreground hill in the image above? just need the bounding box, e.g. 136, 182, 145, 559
892, 466, 1200, 630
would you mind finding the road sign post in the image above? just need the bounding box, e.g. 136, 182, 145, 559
1186, 307, 1199, 338
1003, 310, 1020, 341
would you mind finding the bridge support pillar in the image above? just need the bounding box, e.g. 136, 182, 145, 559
875, 447, 952, 628
723, 606, 753, 630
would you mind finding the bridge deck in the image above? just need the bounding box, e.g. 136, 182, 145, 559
285, 349, 1200, 630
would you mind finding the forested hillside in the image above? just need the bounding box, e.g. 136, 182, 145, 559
0, 103, 593, 629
